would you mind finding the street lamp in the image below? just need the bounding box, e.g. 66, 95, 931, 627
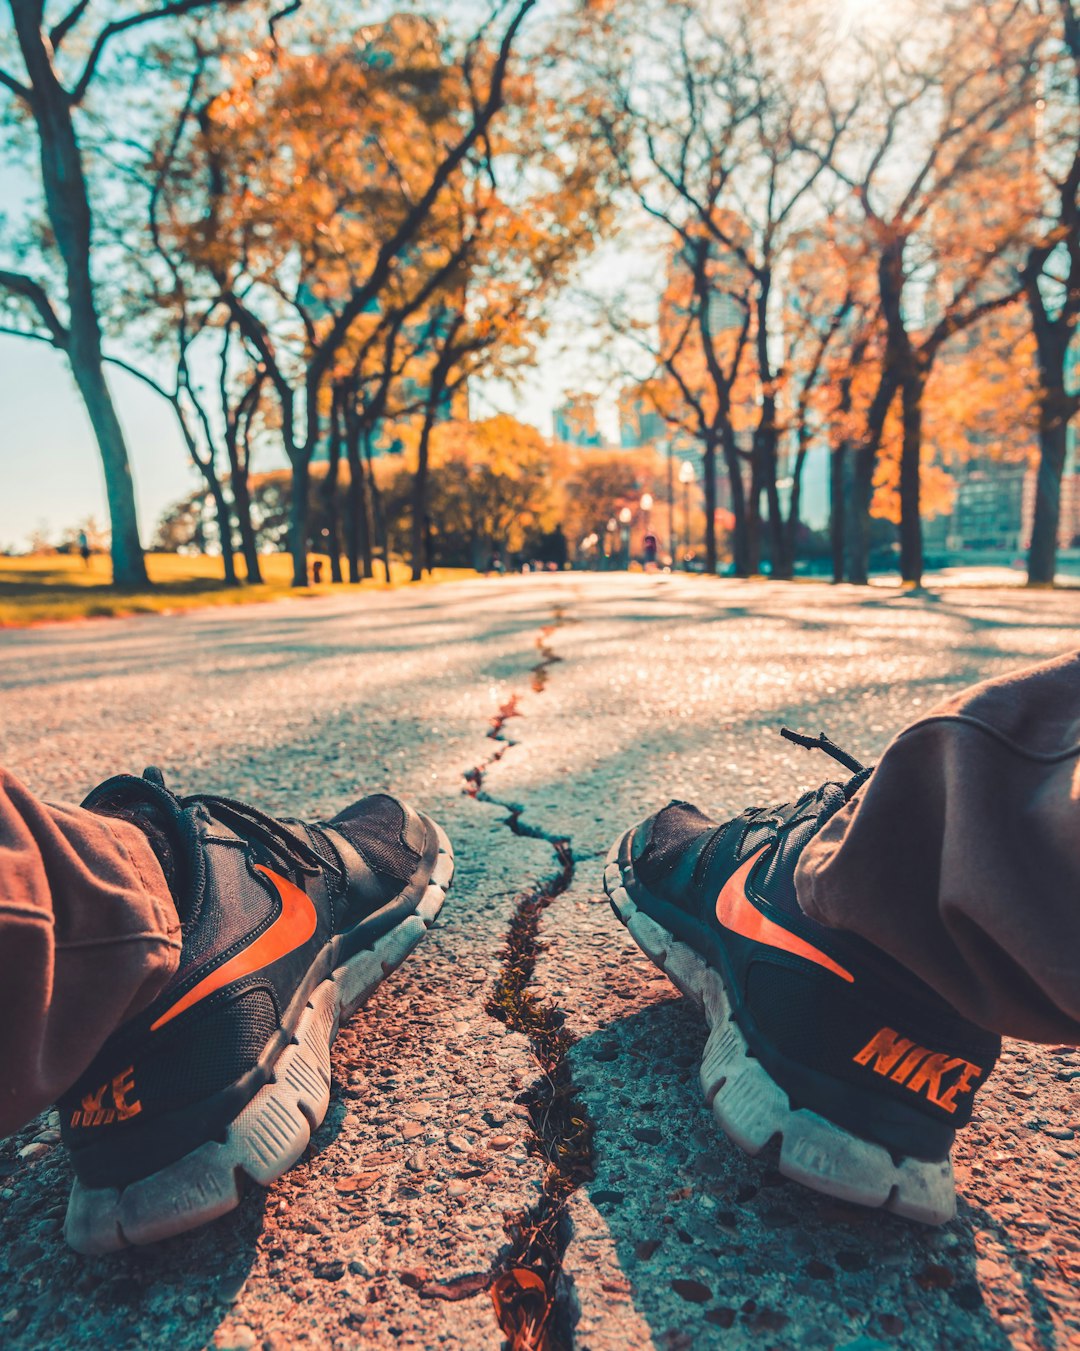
679, 460, 696, 569
618, 505, 633, 569
605, 516, 618, 570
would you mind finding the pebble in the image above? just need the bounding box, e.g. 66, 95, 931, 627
216, 1274, 247, 1305
16, 1143, 50, 1162
213, 1326, 256, 1350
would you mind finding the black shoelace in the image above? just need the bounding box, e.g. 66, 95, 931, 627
138, 766, 341, 887
187, 792, 345, 884
779, 727, 868, 776
736, 729, 872, 835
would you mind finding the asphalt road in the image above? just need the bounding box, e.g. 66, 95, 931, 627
0, 574, 1077, 1351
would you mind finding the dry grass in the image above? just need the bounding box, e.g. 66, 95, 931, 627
0, 552, 473, 626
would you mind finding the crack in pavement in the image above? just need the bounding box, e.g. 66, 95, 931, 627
460, 605, 596, 1351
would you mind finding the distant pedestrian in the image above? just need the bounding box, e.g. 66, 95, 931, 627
78, 530, 90, 570
312, 559, 323, 585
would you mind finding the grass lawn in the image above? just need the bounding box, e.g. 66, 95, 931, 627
0, 553, 475, 626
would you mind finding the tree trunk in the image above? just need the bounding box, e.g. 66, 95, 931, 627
702, 439, 718, 574
848, 364, 900, 586
343, 403, 370, 583
758, 398, 785, 577
848, 445, 876, 586
746, 443, 764, 575
325, 391, 343, 584
411, 402, 438, 582
1027, 386, 1071, 585
829, 440, 847, 584
10, 1, 148, 587
898, 373, 924, 586
229, 442, 262, 585
364, 434, 391, 583
776, 438, 809, 582
206, 473, 237, 586
289, 457, 310, 587
721, 426, 749, 577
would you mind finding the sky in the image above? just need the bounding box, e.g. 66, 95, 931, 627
0, 327, 609, 551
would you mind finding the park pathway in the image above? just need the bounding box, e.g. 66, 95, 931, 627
0, 574, 1077, 1350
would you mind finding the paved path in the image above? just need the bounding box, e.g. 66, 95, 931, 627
0, 575, 1077, 1351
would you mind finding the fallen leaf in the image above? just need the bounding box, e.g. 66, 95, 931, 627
335, 1171, 382, 1193
491, 1267, 549, 1339
417, 1272, 493, 1302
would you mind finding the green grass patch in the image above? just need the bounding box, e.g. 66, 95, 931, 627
0, 553, 474, 626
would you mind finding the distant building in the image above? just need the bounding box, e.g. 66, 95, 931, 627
617, 386, 667, 449
553, 393, 602, 448
923, 462, 1026, 553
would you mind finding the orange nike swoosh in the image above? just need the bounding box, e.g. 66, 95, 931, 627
715, 846, 854, 983
150, 866, 318, 1032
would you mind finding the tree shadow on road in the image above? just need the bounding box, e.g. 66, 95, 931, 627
0, 1123, 269, 1351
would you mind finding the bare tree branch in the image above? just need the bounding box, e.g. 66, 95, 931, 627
0, 269, 69, 345
0, 66, 31, 102
71, 0, 241, 105
49, 0, 93, 51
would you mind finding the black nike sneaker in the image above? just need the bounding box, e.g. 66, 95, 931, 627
59, 768, 454, 1254
604, 730, 999, 1224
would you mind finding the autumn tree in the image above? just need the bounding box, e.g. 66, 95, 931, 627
580, 0, 860, 577
557, 444, 667, 555
820, 0, 1045, 585
397, 40, 614, 580
1021, 0, 1080, 585
425, 415, 559, 567
158, 4, 535, 586
0, 0, 254, 585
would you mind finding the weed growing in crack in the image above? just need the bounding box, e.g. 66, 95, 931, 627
486, 840, 595, 1351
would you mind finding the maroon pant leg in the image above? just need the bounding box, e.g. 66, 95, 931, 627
796, 651, 1080, 1044
0, 769, 180, 1136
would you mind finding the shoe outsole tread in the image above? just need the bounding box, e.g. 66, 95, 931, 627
603, 839, 956, 1226
64, 823, 455, 1255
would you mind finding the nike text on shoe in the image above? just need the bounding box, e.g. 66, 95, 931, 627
59, 769, 454, 1255
604, 730, 999, 1225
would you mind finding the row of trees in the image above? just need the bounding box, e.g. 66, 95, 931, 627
575, 0, 1080, 585
1, 0, 615, 587
3, 0, 1078, 589
154, 416, 677, 571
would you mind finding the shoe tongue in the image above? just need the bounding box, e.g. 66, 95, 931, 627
82, 768, 191, 919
